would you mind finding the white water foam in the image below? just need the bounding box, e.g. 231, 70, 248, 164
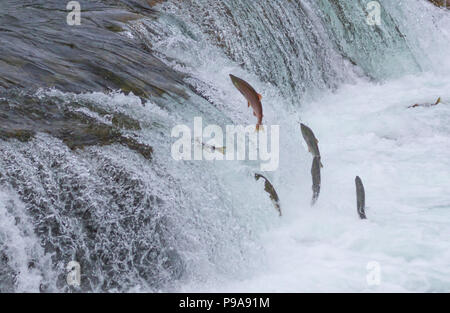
142, 1, 450, 292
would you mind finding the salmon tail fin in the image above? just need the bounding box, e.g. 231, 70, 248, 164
216, 146, 226, 155
436, 97, 441, 105
255, 124, 264, 132
258, 93, 263, 101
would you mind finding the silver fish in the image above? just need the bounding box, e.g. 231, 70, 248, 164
300, 123, 323, 168
408, 97, 441, 108
255, 173, 282, 216
355, 176, 367, 219
311, 156, 321, 206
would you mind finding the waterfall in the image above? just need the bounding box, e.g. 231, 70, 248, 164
136, 0, 449, 103
0, 0, 449, 292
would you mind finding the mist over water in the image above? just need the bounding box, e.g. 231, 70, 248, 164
0, 0, 449, 292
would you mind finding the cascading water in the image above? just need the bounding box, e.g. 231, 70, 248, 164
0, 0, 449, 292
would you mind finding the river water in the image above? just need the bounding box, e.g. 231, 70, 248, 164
0, 0, 449, 292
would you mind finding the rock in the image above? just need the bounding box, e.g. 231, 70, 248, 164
0, 93, 152, 160
0, 1, 187, 100
112, 113, 142, 131
0, 129, 35, 142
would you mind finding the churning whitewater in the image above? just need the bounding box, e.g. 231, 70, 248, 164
0, 0, 449, 292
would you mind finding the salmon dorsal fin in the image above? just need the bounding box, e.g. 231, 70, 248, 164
436, 97, 441, 105
257, 93, 263, 101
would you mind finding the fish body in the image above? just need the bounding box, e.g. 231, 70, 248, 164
409, 97, 441, 108
355, 176, 367, 219
255, 173, 282, 216
229, 74, 264, 131
300, 123, 323, 167
203, 143, 226, 154
195, 139, 226, 154
311, 156, 321, 206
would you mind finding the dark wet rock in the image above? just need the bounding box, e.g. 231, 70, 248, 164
119, 137, 153, 159
112, 113, 142, 131
61, 120, 152, 160
66, 100, 142, 130
105, 23, 126, 33
0, 0, 207, 293
0, 92, 152, 160
0, 129, 35, 143
0, 0, 187, 100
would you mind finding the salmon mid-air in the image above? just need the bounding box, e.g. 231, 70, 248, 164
300, 123, 323, 168
229, 74, 264, 131
355, 176, 367, 220
311, 156, 321, 206
255, 173, 282, 216
408, 97, 441, 108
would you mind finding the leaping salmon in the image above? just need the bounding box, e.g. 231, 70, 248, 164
300, 123, 323, 168
408, 97, 441, 108
255, 173, 282, 216
355, 176, 367, 220
229, 74, 264, 132
311, 156, 321, 206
